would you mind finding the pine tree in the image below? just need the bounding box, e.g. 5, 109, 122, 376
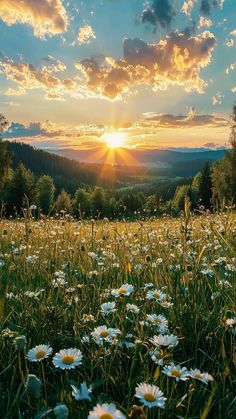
0, 114, 12, 190
212, 103, 236, 204
36, 175, 55, 214
7, 163, 35, 212
230, 104, 236, 149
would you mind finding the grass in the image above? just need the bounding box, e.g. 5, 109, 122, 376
0, 207, 235, 418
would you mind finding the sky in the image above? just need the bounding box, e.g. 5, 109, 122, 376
0, 0, 236, 152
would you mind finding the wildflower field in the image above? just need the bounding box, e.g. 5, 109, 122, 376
0, 206, 236, 419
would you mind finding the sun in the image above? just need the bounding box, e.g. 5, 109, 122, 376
104, 132, 126, 149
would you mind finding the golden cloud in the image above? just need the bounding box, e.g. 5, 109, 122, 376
77, 25, 96, 45
141, 109, 228, 128
0, 59, 80, 100
181, 0, 197, 16
76, 31, 216, 99
0, 0, 68, 38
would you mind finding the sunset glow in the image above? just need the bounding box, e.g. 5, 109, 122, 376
0, 0, 235, 152
104, 132, 126, 149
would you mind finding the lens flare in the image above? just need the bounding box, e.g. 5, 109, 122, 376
104, 132, 126, 149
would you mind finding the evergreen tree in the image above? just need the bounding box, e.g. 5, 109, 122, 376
7, 163, 35, 212
230, 103, 236, 149
36, 175, 55, 214
0, 114, 12, 190
212, 151, 236, 204
92, 187, 105, 214
212, 103, 236, 204
198, 163, 213, 210
72, 188, 92, 217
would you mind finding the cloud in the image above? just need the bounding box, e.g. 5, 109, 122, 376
0, 57, 82, 100
232, 87, 236, 93
225, 62, 236, 74
77, 25, 96, 45
76, 30, 216, 99
5, 86, 26, 96
4, 120, 63, 138
225, 39, 234, 48
4, 120, 106, 140
182, 0, 225, 17
198, 17, 213, 28
0, 0, 68, 38
141, 109, 227, 128
140, 0, 176, 29
181, 0, 197, 16
230, 30, 236, 37
212, 92, 224, 105
3, 112, 229, 151
202, 142, 228, 149
200, 0, 224, 16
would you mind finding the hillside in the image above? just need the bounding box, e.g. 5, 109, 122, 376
55, 147, 227, 165
4, 141, 227, 193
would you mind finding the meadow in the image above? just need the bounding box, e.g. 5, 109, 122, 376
0, 203, 235, 419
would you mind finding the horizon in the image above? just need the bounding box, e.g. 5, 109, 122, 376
0, 0, 236, 156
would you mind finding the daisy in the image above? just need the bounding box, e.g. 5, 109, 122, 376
126, 303, 140, 314
91, 325, 121, 345
135, 383, 166, 408
111, 283, 134, 297
162, 363, 189, 382
146, 289, 166, 303
27, 344, 53, 362
143, 283, 154, 289
82, 314, 95, 323
101, 302, 116, 315
146, 314, 168, 333
189, 369, 213, 384
226, 317, 236, 334
53, 348, 82, 370
149, 348, 165, 366
88, 402, 125, 419
150, 334, 178, 348
71, 382, 92, 401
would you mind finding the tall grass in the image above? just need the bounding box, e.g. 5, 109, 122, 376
0, 209, 235, 418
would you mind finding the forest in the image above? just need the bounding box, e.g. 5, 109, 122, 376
0, 106, 236, 219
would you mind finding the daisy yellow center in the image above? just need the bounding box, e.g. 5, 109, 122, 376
100, 414, 114, 419
171, 369, 181, 377
155, 318, 162, 324
62, 355, 74, 365
153, 292, 160, 298
36, 350, 46, 359
100, 330, 110, 338
118, 288, 126, 294
144, 393, 156, 402
194, 373, 201, 379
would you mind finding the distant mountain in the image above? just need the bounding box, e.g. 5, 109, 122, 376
52, 147, 227, 165
5, 141, 228, 193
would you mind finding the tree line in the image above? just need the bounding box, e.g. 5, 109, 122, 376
0, 106, 236, 219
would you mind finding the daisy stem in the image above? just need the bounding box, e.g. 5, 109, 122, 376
18, 352, 25, 385
41, 362, 47, 403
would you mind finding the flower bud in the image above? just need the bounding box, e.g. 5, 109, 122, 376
26, 374, 42, 398
15, 335, 27, 351
54, 404, 69, 419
